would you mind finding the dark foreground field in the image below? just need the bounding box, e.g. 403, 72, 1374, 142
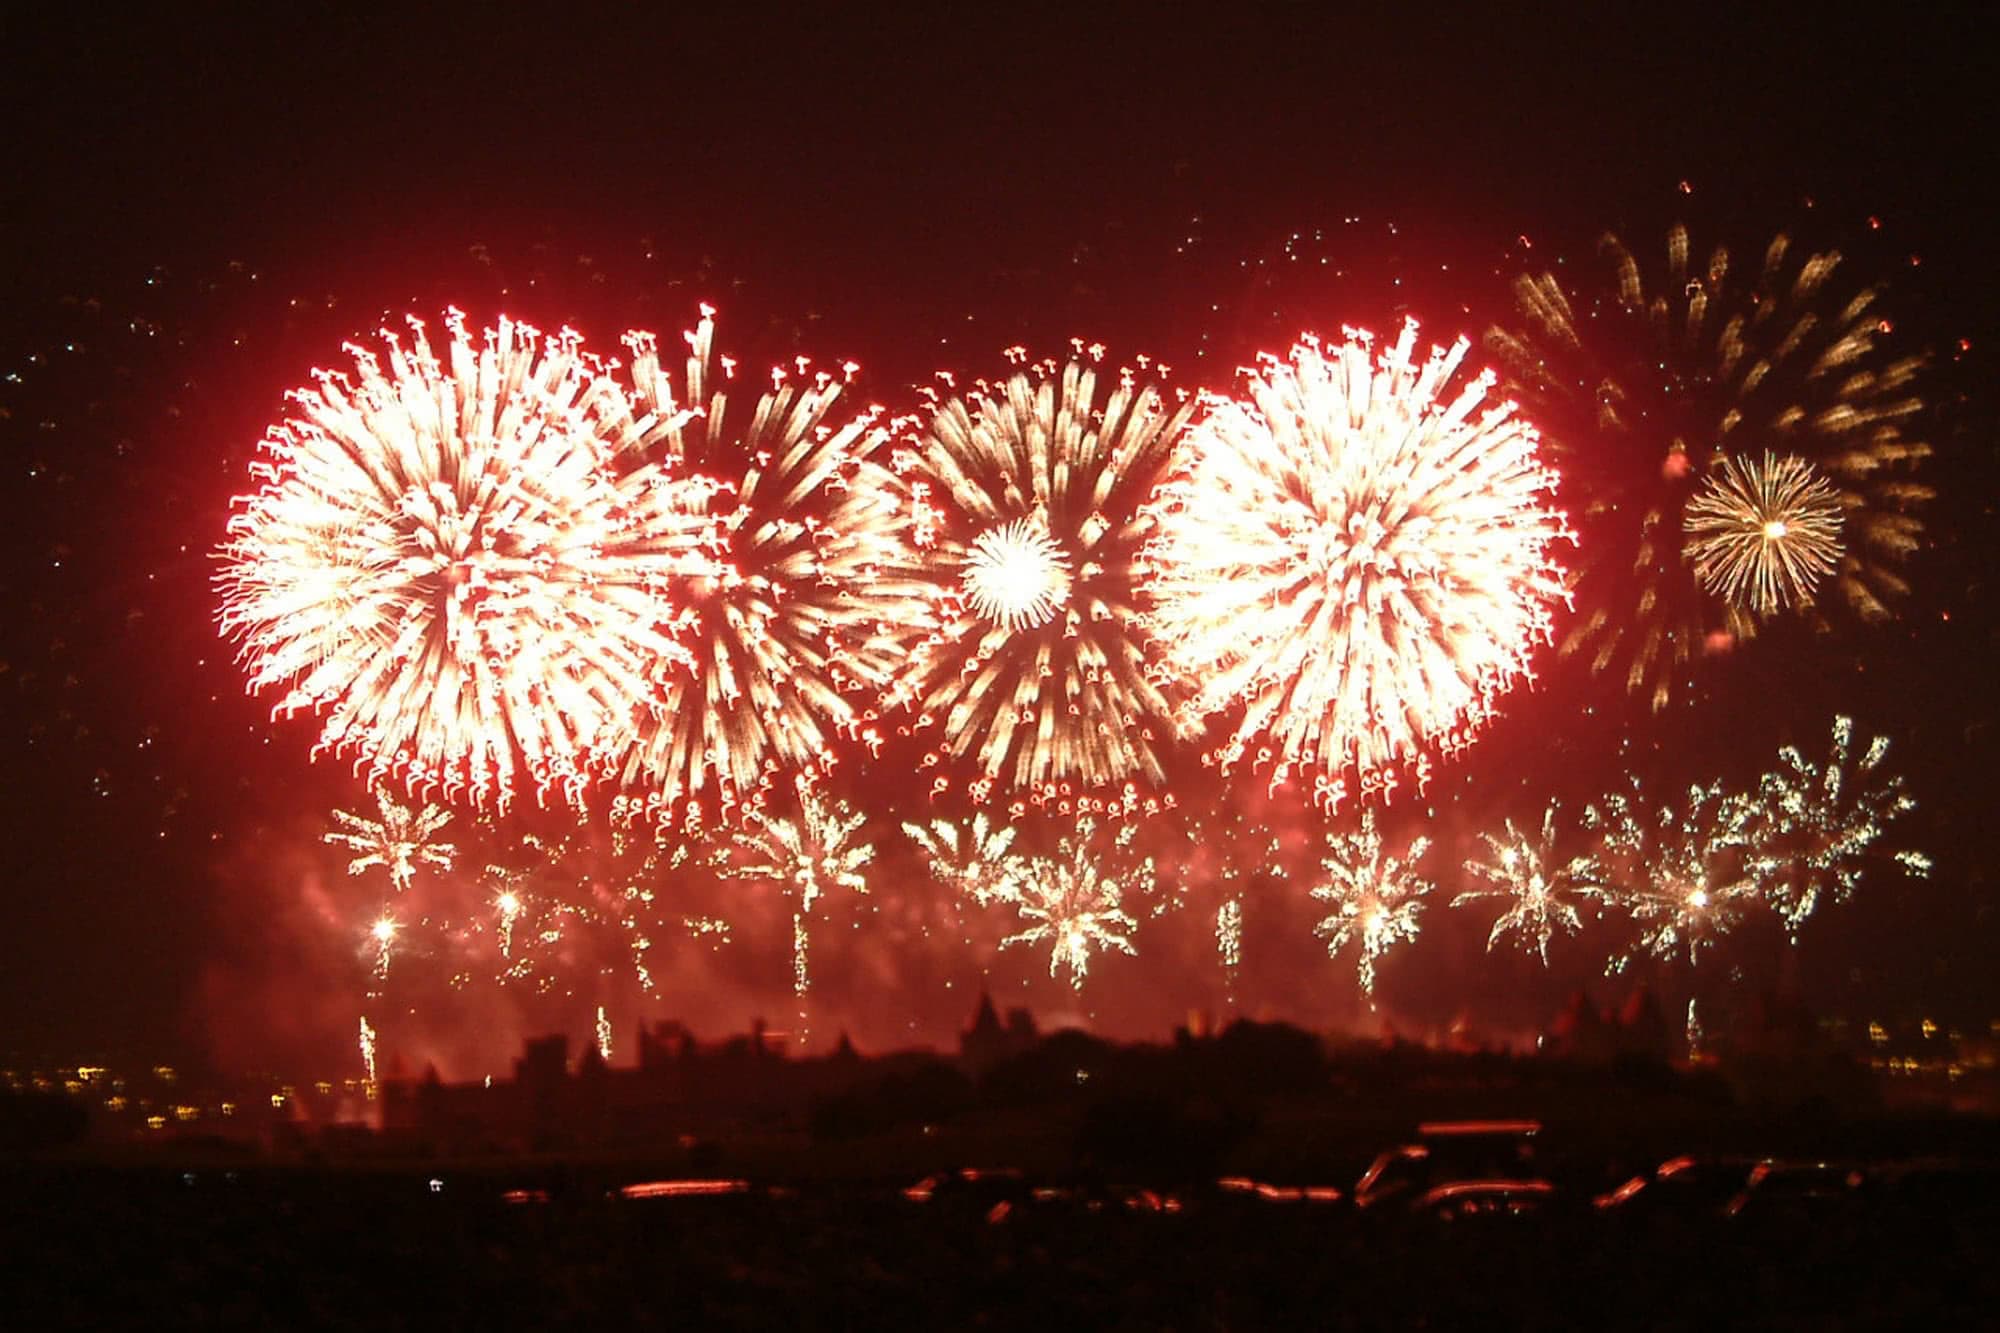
4, 1160, 1997, 1330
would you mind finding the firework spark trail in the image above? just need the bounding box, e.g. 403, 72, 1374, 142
1215, 898, 1244, 991
359, 1017, 378, 1085
1490, 225, 1931, 709
591, 308, 920, 829
595, 1005, 613, 1060
217, 309, 690, 811
1684, 452, 1846, 616
1754, 715, 1929, 934
993, 821, 1145, 989
1309, 810, 1433, 998
1585, 777, 1762, 969
1455, 803, 1604, 966
325, 787, 456, 892
902, 813, 1020, 906
886, 346, 1196, 801
724, 784, 874, 1041
1143, 321, 1570, 800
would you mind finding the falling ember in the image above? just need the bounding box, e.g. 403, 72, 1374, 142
1309, 810, 1433, 998
888, 345, 1195, 796
595, 1005, 613, 1061
358, 1017, 377, 1085
1215, 898, 1244, 988
1143, 321, 1569, 796
215, 309, 688, 812
325, 787, 455, 892
1684, 453, 1846, 616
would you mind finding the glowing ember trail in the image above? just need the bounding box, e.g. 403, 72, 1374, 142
1684, 453, 1846, 616
888, 346, 1195, 799
358, 1016, 377, 1085
325, 787, 456, 892
216, 310, 688, 811
1309, 810, 1433, 998
1142, 321, 1570, 799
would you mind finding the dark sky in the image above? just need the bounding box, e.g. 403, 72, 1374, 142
2, 4, 1995, 1071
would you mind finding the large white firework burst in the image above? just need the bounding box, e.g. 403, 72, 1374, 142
217, 309, 685, 811
1754, 715, 1930, 933
1309, 810, 1434, 997
1585, 777, 1762, 969
592, 308, 920, 827
325, 786, 456, 892
994, 822, 1146, 989
887, 346, 1196, 799
724, 784, 874, 1016
1455, 803, 1603, 966
1143, 320, 1570, 798
1684, 452, 1847, 616
1490, 224, 1932, 710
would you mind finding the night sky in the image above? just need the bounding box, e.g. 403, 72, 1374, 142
2, 5, 1995, 1074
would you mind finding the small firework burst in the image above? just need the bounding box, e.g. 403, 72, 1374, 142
326, 787, 456, 892
1143, 320, 1569, 799
1455, 803, 1603, 965
1684, 452, 1846, 616
593, 307, 919, 827
1309, 811, 1433, 997
1490, 224, 1931, 710
995, 822, 1146, 988
887, 346, 1195, 798
1754, 715, 1929, 933
903, 813, 1020, 906
1586, 777, 1761, 969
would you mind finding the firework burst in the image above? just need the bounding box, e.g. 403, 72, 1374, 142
1489, 224, 1931, 709
903, 813, 1020, 906
886, 346, 1195, 800
1684, 452, 1847, 616
724, 785, 874, 1038
1309, 810, 1433, 997
995, 822, 1146, 989
1754, 715, 1929, 933
1142, 320, 1570, 800
1585, 777, 1762, 969
325, 787, 457, 892
217, 310, 686, 811
593, 309, 917, 828
1455, 803, 1604, 965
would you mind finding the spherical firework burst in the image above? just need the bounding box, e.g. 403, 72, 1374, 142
216, 310, 685, 811
886, 346, 1195, 799
994, 821, 1146, 989
593, 309, 918, 828
1455, 803, 1604, 966
1684, 452, 1847, 616
1489, 224, 1932, 710
325, 787, 457, 892
1309, 810, 1433, 997
723, 784, 874, 1039
1142, 320, 1570, 797
902, 813, 1020, 906
1585, 777, 1762, 969
1754, 715, 1929, 934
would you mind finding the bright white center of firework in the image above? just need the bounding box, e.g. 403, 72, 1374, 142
1687, 888, 1710, 910
371, 919, 397, 942
1763, 519, 1789, 540
962, 519, 1073, 631
496, 892, 520, 917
